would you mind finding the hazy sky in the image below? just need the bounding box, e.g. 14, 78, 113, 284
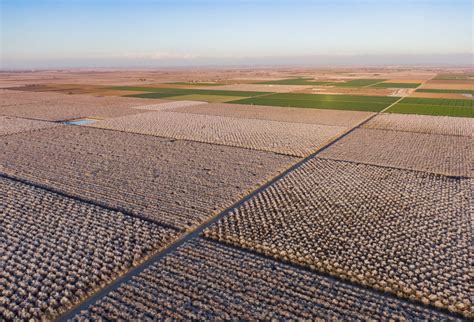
1, 0, 472, 68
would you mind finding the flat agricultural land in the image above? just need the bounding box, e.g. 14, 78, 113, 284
204, 158, 472, 317
159, 94, 245, 102
229, 93, 399, 112
369, 82, 421, 88
318, 128, 472, 176
416, 88, 474, 94
421, 80, 474, 90
332, 79, 387, 87
410, 91, 473, 100
111, 86, 271, 98
0, 126, 295, 229
169, 102, 374, 127
257, 77, 335, 86
87, 111, 347, 157
363, 113, 473, 136
1, 176, 178, 320
387, 97, 473, 118
75, 238, 460, 321
0, 116, 60, 136
196, 83, 314, 93
1, 68, 473, 321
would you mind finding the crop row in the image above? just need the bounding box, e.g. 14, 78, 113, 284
229, 94, 397, 112
416, 88, 474, 95
400, 97, 473, 107
132, 100, 207, 111
318, 128, 472, 177
1, 176, 178, 320
204, 158, 472, 317
88, 111, 346, 157
363, 113, 474, 137
71, 238, 459, 320
332, 79, 387, 87
0, 126, 295, 229
386, 103, 473, 118
169, 103, 374, 127
0, 116, 59, 136
110, 86, 271, 97
369, 82, 421, 88
0, 100, 153, 122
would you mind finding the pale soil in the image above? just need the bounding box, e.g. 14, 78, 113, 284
0, 126, 295, 230
319, 128, 472, 177
88, 111, 347, 157
384, 79, 425, 83
421, 81, 474, 90
204, 158, 472, 318
74, 238, 459, 321
364, 113, 474, 137
169, 103, 374, 127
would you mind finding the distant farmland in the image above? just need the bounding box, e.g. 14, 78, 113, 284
370, 82, 421, 88
110, 86, 270, 98
332, 79, 387, 87
416, 88, 474, 95
229, 93, 399, 112
387, 97, 473, 118
257, 78, 335, 86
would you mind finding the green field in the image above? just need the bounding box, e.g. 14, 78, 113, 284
332, 79, 387, 87
110, 86, 271, 98
164, 94, 246, 102
416, 88, 474, 95
400, 97, 473, 107
386, 97, 473, 117
257, 78, 334, 86
387, 104, 473, 118
228, 93, 399, 112
369, 82, 421, 88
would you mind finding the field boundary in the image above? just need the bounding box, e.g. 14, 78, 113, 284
199, 237, 465, 320
0, 172, 180, 232
55, 107, 380, 321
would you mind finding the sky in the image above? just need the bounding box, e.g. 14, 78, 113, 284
1, 0, 472, 69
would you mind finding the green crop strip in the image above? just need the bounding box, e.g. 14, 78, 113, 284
228, 93, 399, 112
110, 86, 271, 97
332, 79, 387, 87
387, 104, 474, 118
369, 83, 421, 88
257, 78, 335, 86
416, 89, 474, 95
